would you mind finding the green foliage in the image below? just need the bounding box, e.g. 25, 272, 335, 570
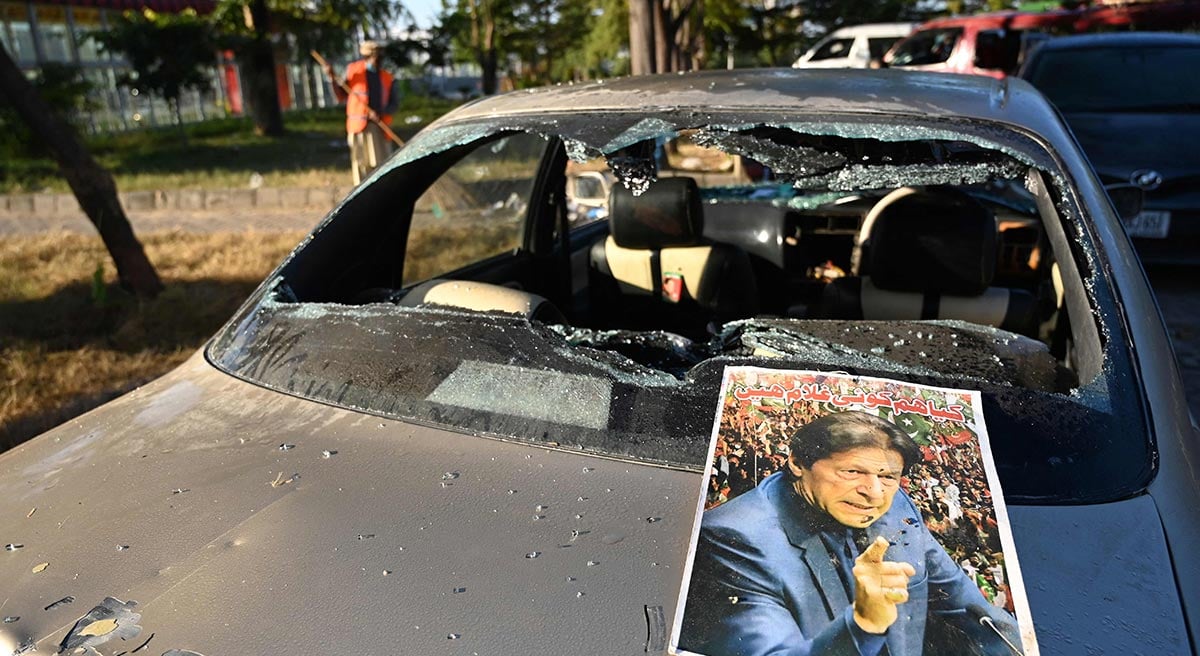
439, 0, 629, 85
90, 9, 216, 123
547, 0, 627, 80
0, 63, 95, 161
946, 0, 1017, 12
578, 0, 631, 76
209, 0, 404, 63
91, 263, 108, 308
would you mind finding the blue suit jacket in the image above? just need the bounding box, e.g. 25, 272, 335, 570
678, 471, 1021, 656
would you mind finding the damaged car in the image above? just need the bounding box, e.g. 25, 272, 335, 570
1, 69, 1198, 655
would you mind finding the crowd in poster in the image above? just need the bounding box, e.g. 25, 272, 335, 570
670, 367, 1039, 656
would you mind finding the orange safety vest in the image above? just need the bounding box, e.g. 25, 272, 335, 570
343, 59, 394, 134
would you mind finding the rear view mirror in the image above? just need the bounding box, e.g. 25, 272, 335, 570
1105, 184, 1144, 221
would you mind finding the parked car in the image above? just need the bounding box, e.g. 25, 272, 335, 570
792, 23, 917, 69
1, 69, 1198, 655
566, 168, 614, 224
1019, 31, 1200, 263
885, 1, 1200, 78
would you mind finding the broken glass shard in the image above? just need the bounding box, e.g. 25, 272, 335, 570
57, 597, 141, 654
130, 632, 155, 653
44, 596, 75, 611
606, 155, 657, 196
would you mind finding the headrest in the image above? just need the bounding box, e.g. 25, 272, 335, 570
609, 177, 703, 249
399, 279, 567, 324
864, 187, 997, 296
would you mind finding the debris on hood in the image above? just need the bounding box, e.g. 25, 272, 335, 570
43, 596, 75, 612
57, 596, 142, 655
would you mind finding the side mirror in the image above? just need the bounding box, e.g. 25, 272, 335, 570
1105, 184, 1144, 221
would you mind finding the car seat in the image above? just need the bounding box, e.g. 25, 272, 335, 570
399, 279, 567, 324
588, 176, 758, 338
813, 186, 1038, 336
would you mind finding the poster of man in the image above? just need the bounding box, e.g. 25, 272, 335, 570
670, 367, 1038, 656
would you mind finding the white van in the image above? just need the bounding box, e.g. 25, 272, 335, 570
793, 22, 918, 69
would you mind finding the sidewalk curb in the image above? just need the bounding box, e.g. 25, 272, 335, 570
0, 185, 354, 219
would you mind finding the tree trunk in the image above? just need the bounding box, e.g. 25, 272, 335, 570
479, 48, 498, 95
628, 0, 656, 75
653, 0, 670, 73
244, 0, 283, 136
0, 45, 163, 298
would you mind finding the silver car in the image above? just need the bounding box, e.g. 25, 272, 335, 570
1, 69, 1196, 655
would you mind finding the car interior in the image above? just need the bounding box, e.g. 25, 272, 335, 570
220, 120, 1162, 501
275, 126, 1094, 398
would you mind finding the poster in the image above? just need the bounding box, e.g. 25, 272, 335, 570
670, 367, 1038, 656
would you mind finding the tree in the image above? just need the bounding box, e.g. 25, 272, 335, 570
441, 0, 514, 94
0, 63, 96, 160
210, 0, 403, 135
91, 8, 217, 133
554, 0, 629, 80
628, 0, 655, 74
506, 0, 597, 84
210, 0, 284, 135
0, 45, 163, 298
627, 0, 708, 74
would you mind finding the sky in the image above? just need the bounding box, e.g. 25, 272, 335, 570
405, 0, 441, 29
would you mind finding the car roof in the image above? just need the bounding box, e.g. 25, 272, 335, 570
825, 22, 917, 37
1030, 30, 1200, 50
437, 69, 1069, 147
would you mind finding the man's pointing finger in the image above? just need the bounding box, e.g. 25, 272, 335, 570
858, 536, 890, 564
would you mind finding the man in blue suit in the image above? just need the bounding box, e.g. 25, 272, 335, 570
678, 411, 1022, 656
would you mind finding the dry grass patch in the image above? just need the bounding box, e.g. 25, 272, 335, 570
1, 230, 306, 451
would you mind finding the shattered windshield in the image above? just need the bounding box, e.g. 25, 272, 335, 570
209, 109, 1150, 505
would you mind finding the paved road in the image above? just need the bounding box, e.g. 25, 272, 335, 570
1145, 265, 1200, 420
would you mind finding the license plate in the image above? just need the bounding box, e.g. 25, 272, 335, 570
1124, 210, 1170, 239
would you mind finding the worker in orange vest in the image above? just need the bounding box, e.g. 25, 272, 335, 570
321, 40, 400, 184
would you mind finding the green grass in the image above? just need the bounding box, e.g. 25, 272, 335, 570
1, 97, 462, 194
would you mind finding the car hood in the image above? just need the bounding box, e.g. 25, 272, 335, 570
1062, 111, 1200, 193
0, 354, 1191, 655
